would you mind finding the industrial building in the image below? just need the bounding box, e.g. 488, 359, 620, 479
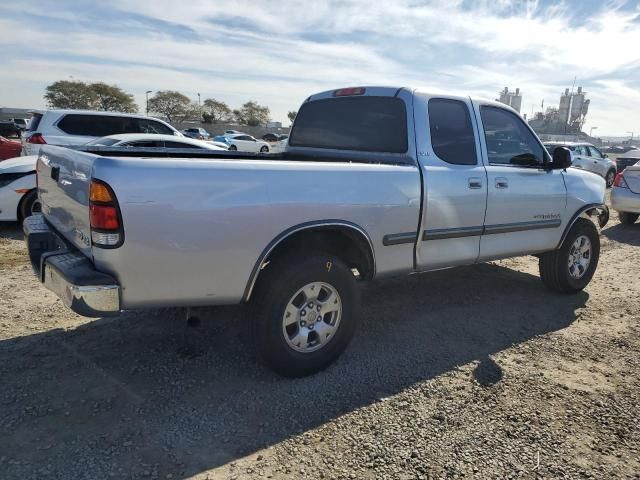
528, 86, 590, 139
497, 87, 522, 113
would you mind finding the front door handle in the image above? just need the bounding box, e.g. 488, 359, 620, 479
495, 177, 508, 189
468, 177, 482, 189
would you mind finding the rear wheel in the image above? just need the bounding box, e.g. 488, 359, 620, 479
605, 169, 616, 188
249, 252, 358, 377
539, 218, 600, 293
18, 189, 41, 223
228, 144, 237, 151
260, 145, 269, 153
619, 212, 639, 225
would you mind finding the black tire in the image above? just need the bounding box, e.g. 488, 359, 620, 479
260, 146, 269, 153
18, 189, 41, 223
228, 144, 237, 151
539, 218, 600, 293
249, 252, 359, 377
619, 212, 639, 225
605, 169, 616, 188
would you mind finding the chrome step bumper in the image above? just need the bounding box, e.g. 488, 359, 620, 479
23, 215, 120, 317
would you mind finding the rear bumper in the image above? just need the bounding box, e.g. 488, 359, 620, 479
611, 187, 640, 214
23, 215, 121, 317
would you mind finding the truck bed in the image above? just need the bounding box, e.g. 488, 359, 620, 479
37, 145, 421, 309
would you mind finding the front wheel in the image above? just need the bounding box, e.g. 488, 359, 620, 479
260, 145, 269, 153
539, 218, 600, 293
619, 212, 639, 225
228, 144, 237, 151
605, 169, 616, 188
249, 253, 358, 377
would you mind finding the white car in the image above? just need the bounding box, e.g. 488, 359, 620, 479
226, 134, 271, 153
22, 110, 182, 156
611, 161, 640, 225
544, 142, 618, 187
0, 155, 39, 222
85, 134, 226, 150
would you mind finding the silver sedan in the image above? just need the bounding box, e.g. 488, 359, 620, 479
611, 161, 640, 224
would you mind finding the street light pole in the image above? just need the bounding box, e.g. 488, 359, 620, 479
145, 90, 152, 116
197, 93, 201, 106
589, 126, 598, 138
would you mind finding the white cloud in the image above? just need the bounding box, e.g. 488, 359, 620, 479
0, 0, 639, 133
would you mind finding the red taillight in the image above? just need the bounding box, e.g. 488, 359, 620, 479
90, 204, 120, 230
27, 133, 46, 144
89, 179, 123, 247
334, 87, 366, 97
613, 172, 627, 188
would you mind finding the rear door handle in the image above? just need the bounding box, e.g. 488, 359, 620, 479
468, 177, 482, 189
495, 177, 508, 189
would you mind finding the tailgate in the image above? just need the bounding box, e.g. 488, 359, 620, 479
37, 145, 94, 257
624, 165, 640, 194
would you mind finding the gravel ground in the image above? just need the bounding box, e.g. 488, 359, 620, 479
0, 208, 639, 479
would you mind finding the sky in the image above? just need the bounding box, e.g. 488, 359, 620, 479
0, 0, 639, 135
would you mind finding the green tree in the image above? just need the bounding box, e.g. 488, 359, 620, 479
202, 98, 232, 124
147, 90, 191, 123
90, 82, 138, 112
237, 101, 270, 127
287, 110, 297, 124
44, 80, 96, 109
44, 80, 138, 112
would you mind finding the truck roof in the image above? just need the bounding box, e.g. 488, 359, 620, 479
304, 86, 520, 115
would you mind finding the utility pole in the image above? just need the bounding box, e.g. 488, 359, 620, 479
145, 90, 153, 116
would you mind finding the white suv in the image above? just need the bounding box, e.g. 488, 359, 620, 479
22, 110, 181, 156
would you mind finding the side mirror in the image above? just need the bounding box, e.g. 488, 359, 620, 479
552, 146, 572, 170
604, 153, 609, 158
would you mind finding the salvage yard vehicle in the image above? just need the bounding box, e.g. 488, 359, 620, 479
544, 142, 618, 188
611, 163, 640, 224
226, 133, 271, 152
24, 86, 608, 377
0, 155, 39, 222
22, 110, 182, 156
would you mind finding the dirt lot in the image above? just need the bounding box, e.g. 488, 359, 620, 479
1, 211, 639, 479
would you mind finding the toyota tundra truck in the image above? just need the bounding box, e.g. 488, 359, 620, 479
24, 86, 608, 376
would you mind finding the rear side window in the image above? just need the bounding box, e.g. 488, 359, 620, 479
289, 97, 408, 153
136, 118, 174, 135
28, 113, 42, 132
57, 114, 174, 136
428, 98, 477, 165
57, 114, 136, 136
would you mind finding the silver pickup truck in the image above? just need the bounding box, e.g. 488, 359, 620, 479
25, 86, 608, 376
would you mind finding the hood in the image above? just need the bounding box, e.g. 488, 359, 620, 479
0, 155, 38, 174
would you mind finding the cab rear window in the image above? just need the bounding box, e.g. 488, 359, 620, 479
289, 97, 408, 153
